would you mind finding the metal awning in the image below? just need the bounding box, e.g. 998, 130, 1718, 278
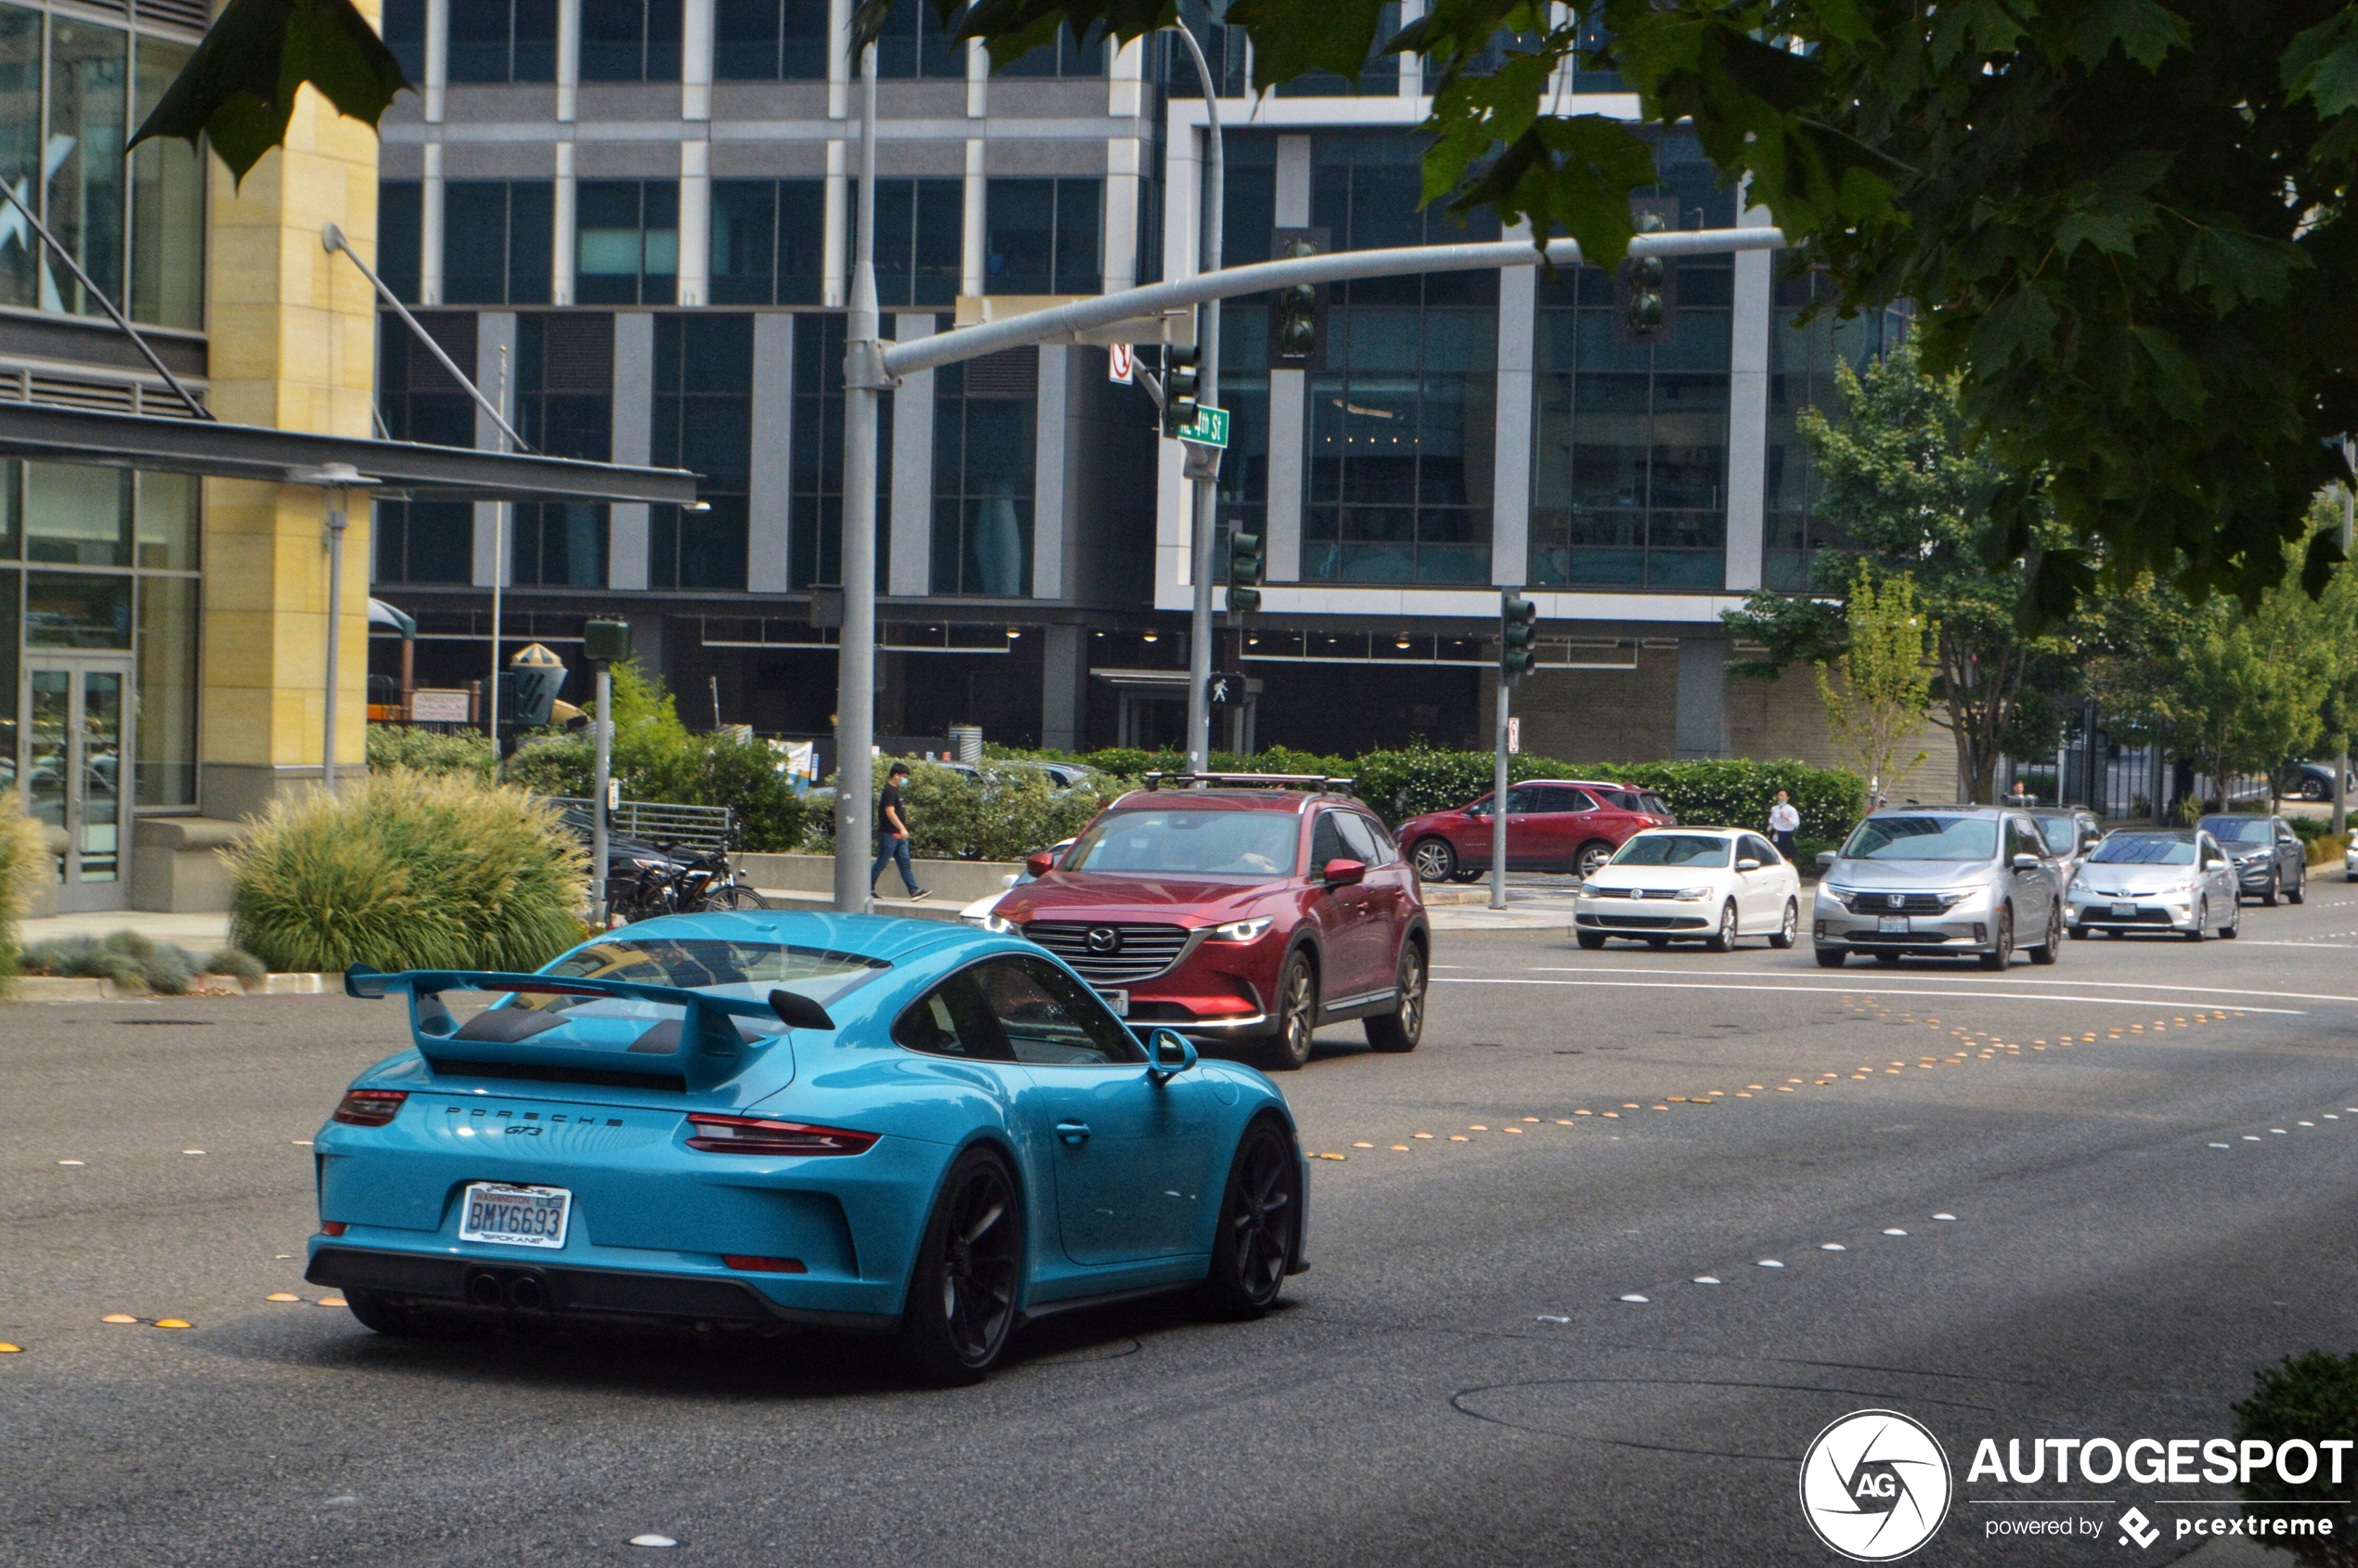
0, 400, 699, 504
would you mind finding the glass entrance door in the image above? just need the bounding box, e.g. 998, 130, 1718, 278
25, 659, 132, 912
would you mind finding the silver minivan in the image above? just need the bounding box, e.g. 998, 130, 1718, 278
1812, 807, 2066, 969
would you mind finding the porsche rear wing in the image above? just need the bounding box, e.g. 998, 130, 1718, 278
345, 966, 836, 1094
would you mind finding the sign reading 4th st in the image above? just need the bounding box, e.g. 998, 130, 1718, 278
1178, 407, 1229, 448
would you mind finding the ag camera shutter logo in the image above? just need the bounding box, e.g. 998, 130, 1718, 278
1800, 1409, 1953, 1561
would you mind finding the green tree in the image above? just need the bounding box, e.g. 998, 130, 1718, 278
1814, 567, 1933, 810
1722, 340, 2072, 801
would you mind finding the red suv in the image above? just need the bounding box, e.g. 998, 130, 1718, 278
1395, 780, 1677, 883
990, 774, 1429, 1072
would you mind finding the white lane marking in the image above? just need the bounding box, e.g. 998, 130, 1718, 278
1524, 966, 2358, 1006
1432, 977, 2305, 1014
2231, 940, 2358, 950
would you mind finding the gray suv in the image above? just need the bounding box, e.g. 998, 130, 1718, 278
1812, 807, 2066, 969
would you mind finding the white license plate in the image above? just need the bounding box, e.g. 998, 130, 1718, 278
1878, 915, 1909, 933
2111, 901, 2138, 918
460, 1183, 571, 1250
1095, 989, 1129, 1017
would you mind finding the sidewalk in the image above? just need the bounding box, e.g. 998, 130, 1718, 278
14, 910, 235, 951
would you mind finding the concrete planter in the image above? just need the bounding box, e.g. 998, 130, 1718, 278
734, 853, 1025, 906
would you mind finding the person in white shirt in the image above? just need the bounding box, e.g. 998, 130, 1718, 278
1768, 791, 1802, 861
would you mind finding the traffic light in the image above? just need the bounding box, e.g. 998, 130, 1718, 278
1277, 239, 1319, 362
1625, 212, 1666, 337
1499, 591, 1537, 684
1227, 529, 1263, 614
1161, 343, 1201, 439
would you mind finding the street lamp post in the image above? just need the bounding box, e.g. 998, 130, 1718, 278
833, 41, 884, 913
1172, 20, 1223, 777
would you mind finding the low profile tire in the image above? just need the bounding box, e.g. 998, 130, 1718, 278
2261, 873, 2280, 908
1364, 941, 1426, 1053
1978, 908, 2015, 970
896, 1146, 1023, 1386
1575, 929, 1608, 951
2184, 898, 2209, 943
1768, 899, 1799, 950
343, 1288, 418, 1337
2028, 902, 2063, 965
1705, 900, 1739, 952
2306, 779, 2330, 800
2289, 871, 2306, 905
1260, 950, 1318, 1073
1875, 952, 1903, 965
1644, 936, 1670, 950
1814, 946, 1847, 968
1196, 1119, 1301, 1321
1409, 837, 1457, 884
2069, 921, 2090, 940
1574, 840, 1615, 881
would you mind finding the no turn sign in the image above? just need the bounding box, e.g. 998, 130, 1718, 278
1108, 343, 1134, 383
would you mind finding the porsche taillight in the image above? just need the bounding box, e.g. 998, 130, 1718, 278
683, 1115, 877, 1156
331, 1089, 407, 1126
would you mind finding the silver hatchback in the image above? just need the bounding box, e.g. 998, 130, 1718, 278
1812, 807, 2067, 969
2065, 828, 2240, 940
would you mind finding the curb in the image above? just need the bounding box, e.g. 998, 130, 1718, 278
6, 973, 332, 1004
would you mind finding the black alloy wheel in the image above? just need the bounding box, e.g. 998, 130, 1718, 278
1197, 1120, 1300, 1319
897, 1147, 1023, 1384
1705, 900, 1739, 952
1979, 907, 2015, 969
1768, 899, 1798, 950
1574, 840, 1615, 881
1365, 941, 1425, 1053
1409, 838, 1457, 884
1262, 950, 1319, 1072
2306, 778, 2331, 800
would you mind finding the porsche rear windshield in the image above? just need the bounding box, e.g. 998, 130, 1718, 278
2089, 834, 2198, 866
1610, 834, 1731, 867
1839, 816, 1999, 862
2200, 817, 2272, 844
505, 938, 889, 1020
1065, 809, 1301, 878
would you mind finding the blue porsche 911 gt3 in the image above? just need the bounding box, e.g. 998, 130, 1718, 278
306, 912, 1308, 1382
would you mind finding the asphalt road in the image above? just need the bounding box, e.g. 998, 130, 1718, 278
7, 886, 2358, 1566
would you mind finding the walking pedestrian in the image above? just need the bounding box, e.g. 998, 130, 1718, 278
1768, 789, 1801, 862
871, 761, 930, 901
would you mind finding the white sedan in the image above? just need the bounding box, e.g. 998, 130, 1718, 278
1574, 827, 1804, 952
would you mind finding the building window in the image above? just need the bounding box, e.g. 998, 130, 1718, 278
377, 180, 422, 304
47, 18, 128, 318
511, 314, 614, 589
576, 179, 678, 305
709, 178, 824, 305
373, 313, 479, 585
650, 314, 752, 590
1764, 276, 1908, 590
790, 313, 892, 589
26, 463, 128, 567
135, 570, 196, 806
984, 178, 1100, 295
1276, 1, 1398, 96
994, 20, 1106, 77
872, 0, 963, 79
580, 0, 682, 82
449, 0, 558, 83
130, 36, 201, 330
1530, 128, 1736, 591
1210, 136, 1276, 551
1302, 132, 1499, 586
1160, 17, 1248, 97
381, 0, 425, 83
850, 177, 961, 307
714, 0, 828, 79
444, 180, 553, 305
932, 349, 1036, 598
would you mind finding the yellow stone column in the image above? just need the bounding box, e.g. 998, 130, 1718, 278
200, 28, 382, 823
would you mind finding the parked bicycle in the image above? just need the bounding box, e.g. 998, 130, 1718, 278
606, 843, 769, 925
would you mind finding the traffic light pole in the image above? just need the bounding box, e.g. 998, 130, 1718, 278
833, 43, 882, 914
1172, 22, 1224, 778
1491, 669, 1510, 912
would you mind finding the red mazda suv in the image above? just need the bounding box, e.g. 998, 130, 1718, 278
1395, 780, 1677, 883
989, 774, 1430, 1072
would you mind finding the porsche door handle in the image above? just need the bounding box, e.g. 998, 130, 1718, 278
1055, 1121, 1091, 1147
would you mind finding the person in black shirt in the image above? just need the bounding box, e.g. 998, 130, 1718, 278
871, 762, 929, 901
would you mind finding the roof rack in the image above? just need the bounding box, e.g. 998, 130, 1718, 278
1143, 771, 1355, 796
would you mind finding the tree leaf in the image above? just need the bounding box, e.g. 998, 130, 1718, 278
1971, 285, 2060, 372
1224, 0, 1393, 90
2175, 226, 2307, 312
128, 0, 409, 185
2069, 0, 2190, 71
2054, 211, 2139, 256
2130, 324, 2208, 421
2285, 9, 2358, 118
1445, 114, 1656, 266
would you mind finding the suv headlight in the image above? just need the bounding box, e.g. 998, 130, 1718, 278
980, 911, 1020, 935
1209, 916, 1274, 943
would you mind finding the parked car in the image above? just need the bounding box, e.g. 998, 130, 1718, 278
2285, 759, 2355, 801
2196, 813, 2307, 905
2066, 828, 2240, 939
315, 914, 1307, 1381
991, 773, 1430, 1071
1397, 780, 1676, 883
1812, 806, 2067, 969
1574, 828, 1803, 952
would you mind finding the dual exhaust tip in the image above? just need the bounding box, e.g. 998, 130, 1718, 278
463, 1266, 548, 1312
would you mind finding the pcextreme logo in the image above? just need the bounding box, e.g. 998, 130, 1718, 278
1801, 1410, 1956, 1561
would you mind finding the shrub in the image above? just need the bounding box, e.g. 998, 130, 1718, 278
21, 931, 200, 994
897, 762, 1111, 862
226, 771, 587, 974
365, 723, 497, 779
0, 794, 44, 986
202, 947, 268, 986
2234, 1350, 2358, 1565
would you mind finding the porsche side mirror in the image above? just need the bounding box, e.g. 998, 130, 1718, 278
1321, 858, 1367, 888
2011, 853, 2041, 871
1817, 851, 1838, 868
1025, 850, 1058, 878
1147, 1029, 1198, 1082
1736, 858, 1761, 872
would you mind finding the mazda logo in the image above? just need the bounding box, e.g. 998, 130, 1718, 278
1084, 927, 1123, 955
